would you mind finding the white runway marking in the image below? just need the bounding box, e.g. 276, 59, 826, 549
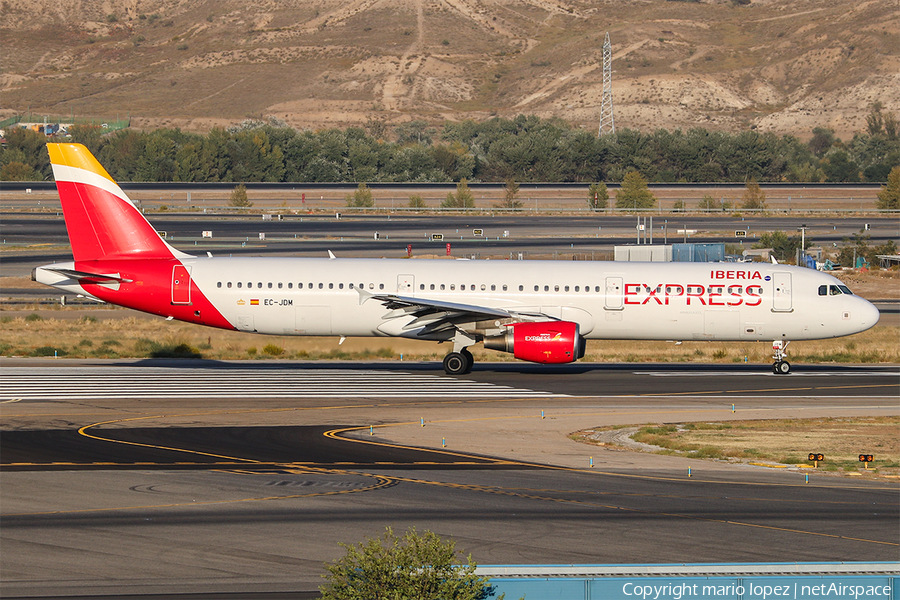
635, 371, 900, 378
0, 367, 563, 401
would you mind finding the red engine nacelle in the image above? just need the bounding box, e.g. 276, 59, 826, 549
484, 321, 586, 364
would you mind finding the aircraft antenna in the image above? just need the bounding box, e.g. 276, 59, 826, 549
598, 32, 616, 137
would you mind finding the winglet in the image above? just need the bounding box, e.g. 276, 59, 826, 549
771, 255, 778, 264
328, 250, 336, 260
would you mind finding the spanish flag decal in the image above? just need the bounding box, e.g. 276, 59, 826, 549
250, 299, 260, 306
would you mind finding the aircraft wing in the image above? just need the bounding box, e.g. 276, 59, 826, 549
358, 289, 547, 336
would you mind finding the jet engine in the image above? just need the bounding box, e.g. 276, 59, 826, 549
483, 321, 586, 364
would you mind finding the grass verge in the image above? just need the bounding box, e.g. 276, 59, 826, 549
1, 308, 898, 363
573, 417, 900, 478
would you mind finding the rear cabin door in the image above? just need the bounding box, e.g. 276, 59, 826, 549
772, 272, 792, 312
171, 265, 192, 305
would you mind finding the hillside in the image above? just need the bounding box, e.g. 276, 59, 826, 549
1, 0, 898, 138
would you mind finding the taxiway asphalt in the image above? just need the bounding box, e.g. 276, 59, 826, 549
1, 360, 897, 598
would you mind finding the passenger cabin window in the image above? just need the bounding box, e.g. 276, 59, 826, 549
227, 282, 232, 289
237, 282, 242, 288
217, 282, 222, 288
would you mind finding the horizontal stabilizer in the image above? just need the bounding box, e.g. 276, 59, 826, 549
45, 268, 133, 283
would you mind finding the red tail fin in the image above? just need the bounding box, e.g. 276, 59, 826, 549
48, 143, 183, 261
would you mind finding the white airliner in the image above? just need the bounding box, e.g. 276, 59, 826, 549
33, 143, 880, 374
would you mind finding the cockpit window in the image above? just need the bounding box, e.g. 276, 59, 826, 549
820, 284, 854, 296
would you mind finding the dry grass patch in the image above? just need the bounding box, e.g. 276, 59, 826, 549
575, 417, 900, 477
1, 306, 897, 364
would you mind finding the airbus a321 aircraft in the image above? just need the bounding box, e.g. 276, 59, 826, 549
34, 143, 880, 375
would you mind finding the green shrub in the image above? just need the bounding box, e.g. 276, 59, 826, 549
321, 528, 492, 600
150, 343, 202, 359
263, 343, 284, 356
31, 346, 67, 357
25, 313, 43, 322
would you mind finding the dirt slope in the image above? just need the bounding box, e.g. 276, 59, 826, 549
2, 0, 897, 137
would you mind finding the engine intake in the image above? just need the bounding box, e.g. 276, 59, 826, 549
484, 321, 586, 364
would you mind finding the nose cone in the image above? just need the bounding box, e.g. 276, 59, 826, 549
853, 297, 880, 333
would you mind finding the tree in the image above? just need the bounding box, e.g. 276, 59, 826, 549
1, 161, 39, 181
875, 166, 900, 210
740, 178, 766, 210
808, 127, 836, 157
866, 102, 885, 136
755, 231, 807, 263
345, 182, 374, 207
698, 194, 718, 210
698, 194, 730, 211
229, 184, 252, 207
441, 178, 475, 208
496, 179, 522, 208
615, 170, 656, 209
408, 194, 426, 208
320, 527, 498, 600
835, 232, 896, 268
587, 182, 608, 210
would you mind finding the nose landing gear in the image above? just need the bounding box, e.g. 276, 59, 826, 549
772, 340, 791, 374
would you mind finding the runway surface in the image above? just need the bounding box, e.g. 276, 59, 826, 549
2, 213, 898, 278
1, 361, 898, 598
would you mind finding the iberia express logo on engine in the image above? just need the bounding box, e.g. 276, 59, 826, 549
524, 332, 564, 342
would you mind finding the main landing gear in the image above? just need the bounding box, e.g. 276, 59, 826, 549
443, 348, 473, 375
772, 340, 791, 375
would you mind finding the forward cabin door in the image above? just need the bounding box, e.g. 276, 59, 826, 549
772, 272, 792, 312
171, 265, 192, 305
